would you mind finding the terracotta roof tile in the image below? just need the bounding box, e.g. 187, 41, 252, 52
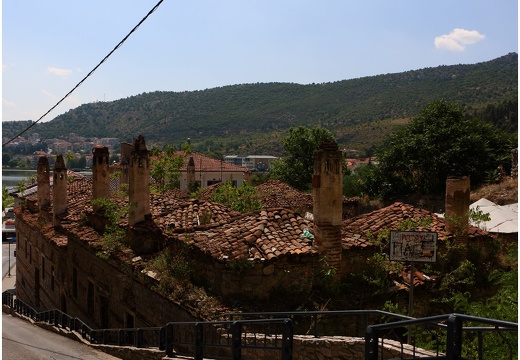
20, 174, 492, 265
175, 208, 317, 261
341, 202, 490, 249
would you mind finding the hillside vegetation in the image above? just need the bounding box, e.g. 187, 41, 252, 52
3, 53, 517, 155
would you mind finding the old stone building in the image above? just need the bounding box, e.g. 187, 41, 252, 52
14, 136, 493, 331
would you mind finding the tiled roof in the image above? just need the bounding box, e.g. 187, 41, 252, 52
341, 202, 490, 249
256, 180, 313, 210
175, 151, 251, 173
149, 195, 242, 230
176, 208, 316, 261
20, 175, 491, 262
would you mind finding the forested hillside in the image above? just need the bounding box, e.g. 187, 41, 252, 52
3, 53, 517, 155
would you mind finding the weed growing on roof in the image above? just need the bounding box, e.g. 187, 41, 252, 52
227, 257, 255, 275
91, 197, 129, 259
210, 181, 261, 212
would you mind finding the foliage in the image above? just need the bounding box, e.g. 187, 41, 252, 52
66, 154, 88, 169
227, 258, 255, 275
150, 152, 185, 194
4, 54, 516, 157
372, 100, 514, 198
146, 247, 226, 320
270, 126, 336, 191
2, 185, 14, 210
210, 181, 261, 212
91, 198, 129, 259
148, 246, 193, 290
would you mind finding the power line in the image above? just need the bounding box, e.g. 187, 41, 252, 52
3, 0, 165, 147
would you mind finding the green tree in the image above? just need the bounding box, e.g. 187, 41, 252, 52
2, 153, 11, 166
373, 100, 514, 197
2, 185, 14, 210
270, 126, 335, 191
210, 181, 261, 213
109, 153, 119, 165
65, 153, 75, 167
78, 155, 87, 169
150, 152, 185, 194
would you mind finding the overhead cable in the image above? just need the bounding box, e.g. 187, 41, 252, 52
3, 0, 165, 147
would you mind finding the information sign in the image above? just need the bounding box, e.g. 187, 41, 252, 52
389, 231, 437, 263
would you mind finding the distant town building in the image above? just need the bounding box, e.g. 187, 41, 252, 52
224, 155, 278, 172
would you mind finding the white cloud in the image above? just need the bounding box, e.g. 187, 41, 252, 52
3, 62, 16, 72
42, 89, 57, 99
434, 28, 485, 51
2, 98, 16, 109
47, 66, 72, 77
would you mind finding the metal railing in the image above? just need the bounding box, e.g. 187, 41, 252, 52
163, 318, 293, 360
4, 291, 517, 360
365, 313, 518, 360
224, 309, 415, 338
3, 291, 293, 359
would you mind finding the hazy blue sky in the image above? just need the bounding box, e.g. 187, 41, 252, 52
2, 0, 518, 122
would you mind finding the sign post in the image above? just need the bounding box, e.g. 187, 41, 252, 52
389, 231, 437, 343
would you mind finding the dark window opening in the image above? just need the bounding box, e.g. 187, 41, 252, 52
126, 312, 135, 328
87, 281, 94, 317
51, 266, 55, 291
72, 267, 78, 298
100, 295, 109, 328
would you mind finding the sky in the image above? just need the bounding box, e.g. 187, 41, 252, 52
2, 0, 518, 123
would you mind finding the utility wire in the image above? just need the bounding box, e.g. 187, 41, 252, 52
3, 0, 165, 147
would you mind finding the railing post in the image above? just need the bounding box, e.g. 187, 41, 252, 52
313, 314, 319, 337
54, 309, 59, 327
446, 314, 463, 360
118, 329, 125, 346
195, 322, 204, 360
103, 329, 109, 345
282, 319, 293, 360
165, 323, 174, 357
477, 331, 483, 360
159, 326, 166, 350
136, 328, 143, 348
365, 325, 379, 360
231, 321, 242, 360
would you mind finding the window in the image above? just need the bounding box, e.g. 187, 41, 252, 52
87, 281, 94, 317
72, 267, 78, 298
51, 266, 55, 291
126, 311, 135, 328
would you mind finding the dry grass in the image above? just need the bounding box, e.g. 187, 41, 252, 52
470, 177, 518, 205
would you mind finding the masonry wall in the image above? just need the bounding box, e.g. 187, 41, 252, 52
191, 249, 320, 301
15, 211, 197, 331
240, 335, 438, 360
179, 170, 247, 191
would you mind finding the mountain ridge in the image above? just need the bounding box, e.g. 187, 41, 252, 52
3, 52, 517, 155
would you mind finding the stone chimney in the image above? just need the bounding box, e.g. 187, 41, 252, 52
445, 176, 470, 254
53, 154, 68, 226
312, 141, 343, 281
92, 145, 110, 201
37, 156, 51, 212
119, 142, 133, 191
187, 156, 196, 187
128, 135, 150, 226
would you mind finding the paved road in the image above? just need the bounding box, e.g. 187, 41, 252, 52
2, 313, 121, 359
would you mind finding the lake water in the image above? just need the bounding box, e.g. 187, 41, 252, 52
2, 169, 92, 188
2, 169, 37, 188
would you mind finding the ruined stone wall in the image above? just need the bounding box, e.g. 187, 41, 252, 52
15, 212, 197, 331
240, 334, 438, 360
191, 249, 319, 301
15, 214, 67, 312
